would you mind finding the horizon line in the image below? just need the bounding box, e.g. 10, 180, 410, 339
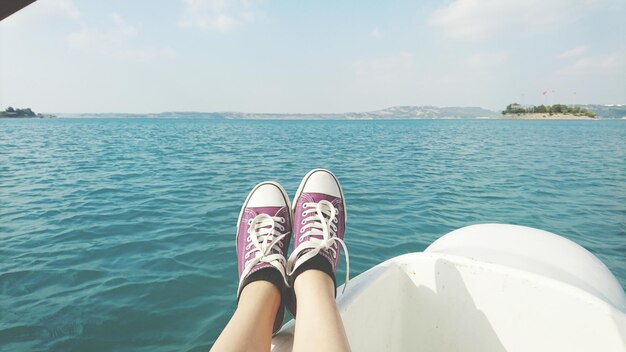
34, 102, 626, 115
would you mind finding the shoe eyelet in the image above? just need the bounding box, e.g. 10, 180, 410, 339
301, 220, 306, 225
303, 203, 308, 208
246, 236, 251, 241
301, 212, 306, 216
300, 228, 305, 233
247, 219, 252, 225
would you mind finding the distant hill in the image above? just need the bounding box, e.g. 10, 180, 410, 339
581, 105, 626, 119
345, 106, 499, 119
57, 105, 625, 120
63, 106, 500, 120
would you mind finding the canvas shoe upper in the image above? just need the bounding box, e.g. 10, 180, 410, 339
287, 169, 349, 293
236, 182, 292, 332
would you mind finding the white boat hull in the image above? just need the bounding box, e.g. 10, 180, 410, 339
272, 224, 626, 351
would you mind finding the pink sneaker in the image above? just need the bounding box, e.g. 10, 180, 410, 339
236, 181, 291, 332
287, 169, 350, 297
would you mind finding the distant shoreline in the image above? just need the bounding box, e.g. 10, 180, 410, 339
3, 104, 625, 120
0, 107, 56, 118
501, 113, 596, 120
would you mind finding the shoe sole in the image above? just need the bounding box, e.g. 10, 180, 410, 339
236, 181, 292, 246
292, 168, 347, 225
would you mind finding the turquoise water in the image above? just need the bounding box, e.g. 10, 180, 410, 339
1, 118, 625, 351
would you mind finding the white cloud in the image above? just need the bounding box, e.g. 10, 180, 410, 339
2, 0, 80, 26
371, 28, 382, 39
558, 45, 588, 59
66, 13, 176, 61
466, 51, 509, 68
177, 0, 260, 32
430, 0, 608, 41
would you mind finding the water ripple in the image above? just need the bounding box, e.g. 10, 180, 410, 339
1, 118, 625, 351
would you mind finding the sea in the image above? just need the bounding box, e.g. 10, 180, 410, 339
1, 118, 625, 351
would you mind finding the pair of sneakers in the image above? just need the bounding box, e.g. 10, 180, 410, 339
235, 169, 349, 333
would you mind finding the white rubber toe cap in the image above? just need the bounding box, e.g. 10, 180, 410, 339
247, 183, 289, 207
302, 169, 341, 197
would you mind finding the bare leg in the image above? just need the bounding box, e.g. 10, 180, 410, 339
292, 270, 351, 352
211, 281, 280, 352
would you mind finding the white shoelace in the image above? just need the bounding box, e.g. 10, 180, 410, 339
238, 213, 289, 295
287, 200, 350, 293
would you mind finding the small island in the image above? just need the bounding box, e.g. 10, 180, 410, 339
502, 103, 596, 120
0, 106, 56, 118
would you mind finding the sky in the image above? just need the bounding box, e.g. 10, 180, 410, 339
0, 0, 624, 113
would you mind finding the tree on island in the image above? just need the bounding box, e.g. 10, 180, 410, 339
1, 106, 39, 118
502, 103, 596, 118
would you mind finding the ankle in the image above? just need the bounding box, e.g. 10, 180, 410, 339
293, 269, 335, 299
239, 280, 281, 311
